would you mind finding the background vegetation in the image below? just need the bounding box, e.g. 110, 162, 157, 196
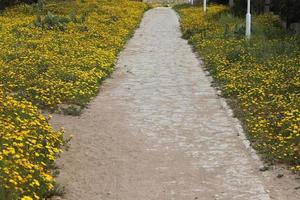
272, 0, 300, 28
0, 0, 38, 10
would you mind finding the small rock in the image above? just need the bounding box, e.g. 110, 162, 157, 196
277, 174, 284, 178
295, 186, 300, 190
259, 166, 270, 172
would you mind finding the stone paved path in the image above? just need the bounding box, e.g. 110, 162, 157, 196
51, 8, 298, 200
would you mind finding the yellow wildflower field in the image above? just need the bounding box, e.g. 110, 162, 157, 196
0, 89, 64, 199
0, 0, 147, 111
0, 0, 147, 199
176, 5, 300, 170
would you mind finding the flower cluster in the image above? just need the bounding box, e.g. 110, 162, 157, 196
176, 5, 300, 170
0, 88, 64, 199
0, 0, 147, 199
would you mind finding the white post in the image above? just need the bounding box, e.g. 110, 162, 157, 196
191, 0, 194, 5
204, 0, 207, 12
245, 0, 251, 40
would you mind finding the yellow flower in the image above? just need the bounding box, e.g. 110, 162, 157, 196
21, 196, 33, 200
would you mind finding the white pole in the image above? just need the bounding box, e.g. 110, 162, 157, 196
204, 0, 207, 12
191, 0, 194, 5
245, 0, 251, 40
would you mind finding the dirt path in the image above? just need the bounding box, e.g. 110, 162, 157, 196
51, 8, 300, 200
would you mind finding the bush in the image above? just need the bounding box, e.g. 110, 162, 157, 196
34, 11, 88, 30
